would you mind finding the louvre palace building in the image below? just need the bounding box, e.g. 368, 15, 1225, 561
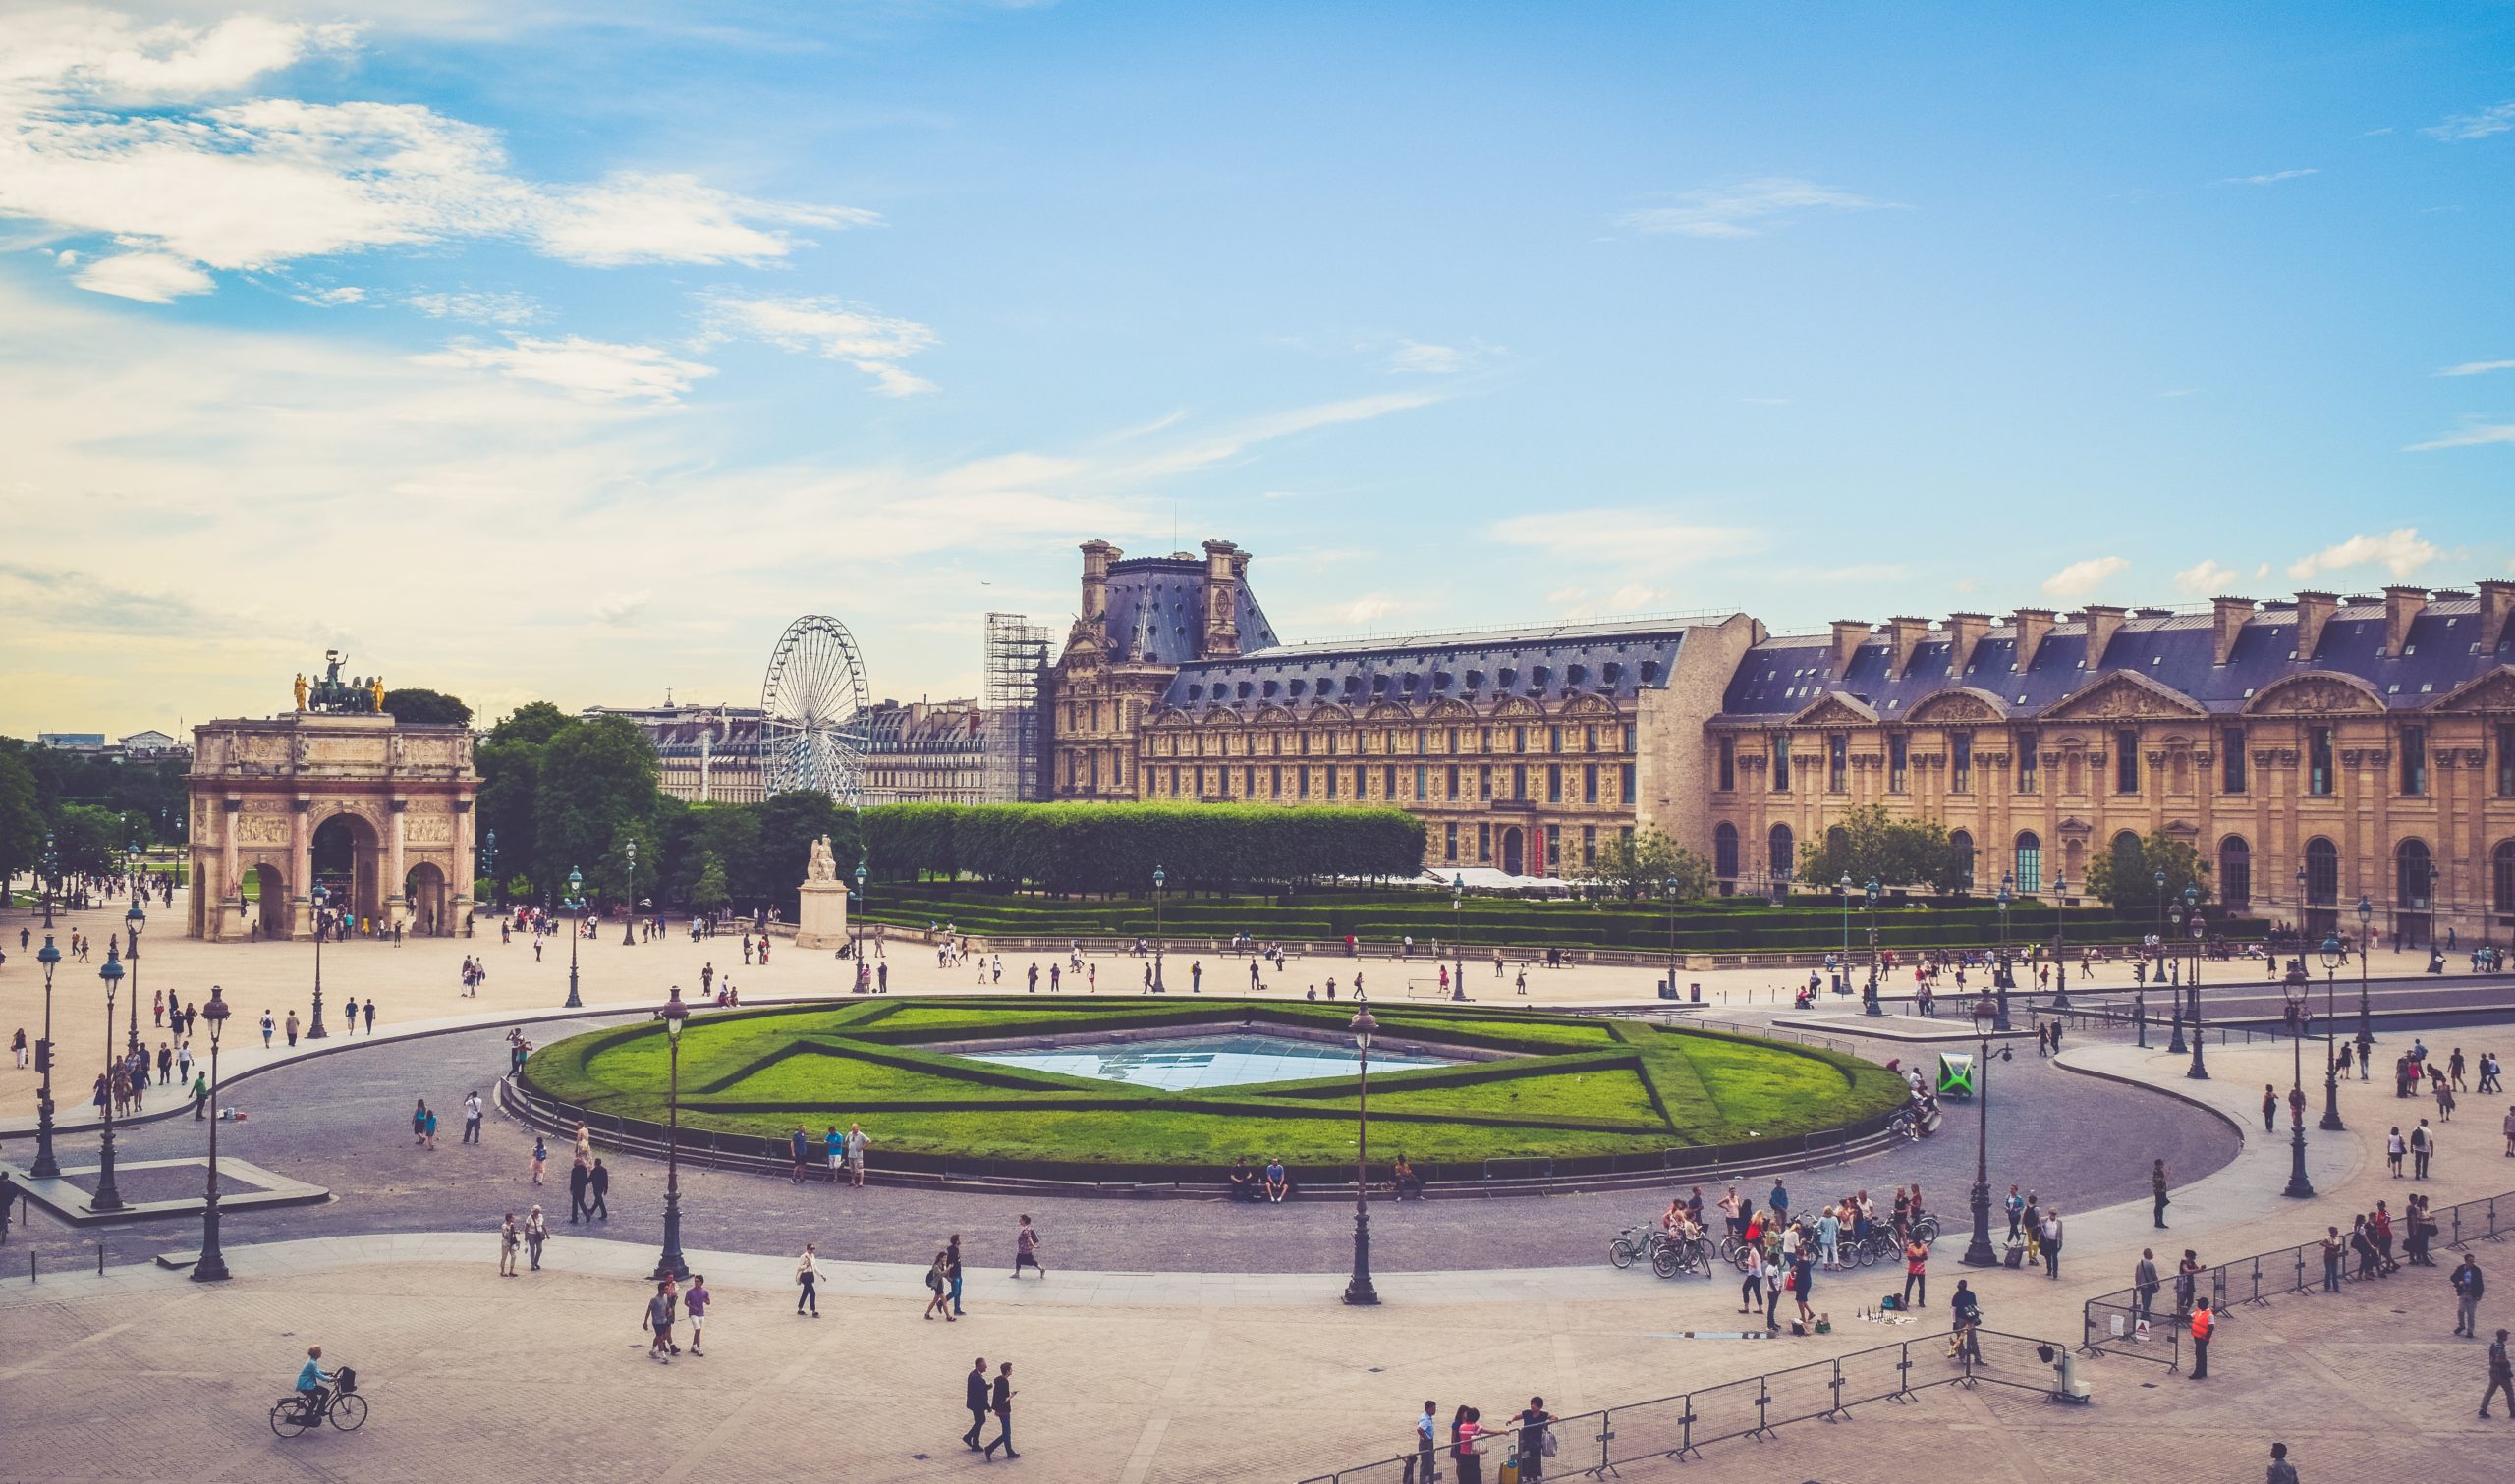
1038, 538, 2515, 947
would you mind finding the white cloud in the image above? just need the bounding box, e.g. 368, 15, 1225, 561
1493, 509, 1761, 569
2040, 556, 2130, 600
291, 284, 365, 307
2173, 559, 2243, 596
2287, 529, 2439, 582
2405, 421, 2515, 452
2211, 168, 2319, 186
407, 289, 542, 326
2425, 100, 2515, 141
2157, 387, 2202, 398
698, 293, 938, 396
2433, 358, 2515, 378
1388, 340, 1464, 374
0, 13, 866, 297
415, 334, 715, 405
1619, 177, 1903, 239
70, 249, 213, 302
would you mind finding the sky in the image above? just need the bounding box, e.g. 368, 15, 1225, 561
3, 1, 2513, 738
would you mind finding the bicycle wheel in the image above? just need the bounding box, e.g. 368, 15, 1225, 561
1915, 1216, 1942, 1244
1718, 1236, 1744, 1263
1651, 1246, 1681, 1279
1689, 1237, 1714, 1274
270, 1401, 311, 1439
328, 1394, 368, 1432
1856, 1239, 1881, 1269
1608, 1237, 1637, 1270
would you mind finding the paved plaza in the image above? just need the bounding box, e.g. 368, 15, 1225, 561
4, 894, 2513, 1480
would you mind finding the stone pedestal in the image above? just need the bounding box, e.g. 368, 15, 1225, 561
795, 880, 851, 949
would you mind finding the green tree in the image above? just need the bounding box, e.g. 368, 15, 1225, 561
2085, 830, 2210, 912
476, 702, 572, 903
1799, 805, 1971, 895
0, 746, 42, 901
531, 715, 664, 900
753, 791, 854, 914
1576, 827, 1713, 901
689, 852, 732, 913
50, 802, 126, 877
381, 687, 473, 727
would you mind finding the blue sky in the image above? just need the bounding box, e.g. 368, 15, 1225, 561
3, 1, 2512, 735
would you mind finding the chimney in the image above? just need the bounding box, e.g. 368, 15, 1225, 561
2479, 579, 2515, 656
2293, 590, 2337, 661
1885, 616, 1931, 678
1828, 620, 1872, 677
1080, 540, 1119, 623
1944, 613, 1990, 677
2210, 596, 2255, 666
2080, 605, 2127, 667
1202, 539, 1242, 659
2383, 585, 2429, 658
2010, 608, 2055, 673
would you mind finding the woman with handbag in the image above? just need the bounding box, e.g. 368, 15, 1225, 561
1515, 1398, 1554, 1481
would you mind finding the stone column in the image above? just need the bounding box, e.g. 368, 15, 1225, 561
290, 798, 312, 940
387, 797, 408, 927
452, 798, 476, 938
220, 797, 242, 942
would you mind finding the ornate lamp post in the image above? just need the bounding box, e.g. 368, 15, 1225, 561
481, 830, 499, 913
193, 985, 233, 1282
123, 883, 145, 1056
1994, 874, 2014, 1031
1343, 1004, 1380, 1306
621, 840, 639, 946
1837, 873, 1853, 995
2281, 975, 2314, 1198
1663, 873, 1681, 1006
564, 868, 585, 1009
2354, 894, 2375, 1079
1961, 994, 2001, 1268
854, 858, 870, 990
39, 831, 58, 929
1151, 864, 1166, 992
2318, 933, 2347, 1130
92, 941, 128, 1212
2166, 905, 2189, 1055
307, 883, 330, 1039
2185, 892, 2208, 1081
30, 935, 63, 1178
653, 986, 691, 1282
1862, 877, 1883, 1016
2051, 870, 2069, 1000
1452, 872, 1469, 1002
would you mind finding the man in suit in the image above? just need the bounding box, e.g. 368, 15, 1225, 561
962, 1357, 990, 1450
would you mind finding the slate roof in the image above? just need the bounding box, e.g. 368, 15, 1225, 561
1099, 555, 1280, 665
1157, 617, 1722, 713
1720, 598, 2509, 722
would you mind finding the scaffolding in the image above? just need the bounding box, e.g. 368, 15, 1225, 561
981, 611, 1050, 801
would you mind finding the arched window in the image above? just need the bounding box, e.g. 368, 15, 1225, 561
2014, 831, 2042, 894
1949, 829, 1976, 890
2495, 841, 2515, 916
1768, 823, 1795, 884
2397, 839, 2433, 909
2305, 837, 2339, 906
1825, 825, 1850, 877
2218, 836, 2252, 908
1714, 822, 1740, 880
2112, 829, 2142, 854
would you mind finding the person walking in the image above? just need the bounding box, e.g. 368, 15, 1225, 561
979, 1361, 1018, 1460
260, 1010, 275, 1050
796, 1243, 822, 1317
2484, 1329, 2515, 1418
2152, 1160, 2169, 1229
530, 1135, 548, 1186
285, 1010, 301, 1048
363, 999, 374, 1033
567, 1152, 590, 1222
1013, 1213, 1044, 1278
2387, 1126, 2406, 1177
497, 1212, 520, 1277
2188, 1296, 2214, 1380
2414, 1119, 2435, 1180
2134, 1248, 2161, 1326
524, 1205, 547, 1271
1737, 1242, 1766, 1317
2262, 1083, 2277, 1133
341, 996, 357, 1034
2005, 1182, 2026, 1242
684, 1273, 708, 1356
643, 1280, 678, 1363
947, 1233, 967, 1316
463, 1090, 483, 1145
924, 1248, 956, 1321
2266, 1442, 2300, 1484
963, 1357, 992, 1451
2454, 1254, 2486, 1338
190, 1069, 211, 1120
422, 1102, 438, 1150
587, 1158, 609, 1220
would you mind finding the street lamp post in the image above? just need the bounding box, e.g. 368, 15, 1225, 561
564, 868, 585, 1009
1837, 874, 1853, 996
621, 841, 639, 945
481, 830, 499, 913
2166, 905, 2189, 1056
2185, 890, 2208, 1080
30, 935, 62, 1178
2281, 976, 2314, 1198
2318, 934, 2346, 1131
123, 879, 145, 1056
308, 883, 330, 1039
1343, 1004, 1380, 1306
193, 985, 233, 1282
1863, 877, 1882, 1016
1453, 873, 1468, 1003
2052, 870, 2069, 1000
39, 831, 58, 929
92, 942, 128, 1212
1151, 864, 1166, 992
853, 859, 869, 991
1663, 874, 1681, 1005
654, 986, 691, 1282
1961, 994, 2001, 1268
2355, 894, 2375, 1080
1994, 874, 2014, 1032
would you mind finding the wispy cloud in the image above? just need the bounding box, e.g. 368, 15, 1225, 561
415, 334, 715, 405
2041, 556, 2129, 601
407, 290, 543, 326
2287, 529, 2438, 582
2433, 358, 2515, 378
1619, 177, 1903, 239
2211, 168, 2319, 187
696, 293, 938, 397
2405, 421, 2515, 452
2173, 560, 2243, 596
1387, 340, 1465, 374
70, 250, 213, 302
2157, 388, 2202, 399
2425, 100, 2515, 141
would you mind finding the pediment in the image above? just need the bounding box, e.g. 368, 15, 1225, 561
1787, 691, 1879, 727
1558, 693, 1617, 716
1904, 687, 2009, 724
1253, 705, 1296, 725
2041, 671, 2207, 722
1363, 701, 1416, 722
1425, 698, 1477, 720
2429, 665, 2515, 714
1201, 707, 1244, 726
1490, 697, 1542, 719
2243, 671, 2384, 717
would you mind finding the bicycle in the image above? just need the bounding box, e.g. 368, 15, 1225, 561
270, 1366, 367, 1438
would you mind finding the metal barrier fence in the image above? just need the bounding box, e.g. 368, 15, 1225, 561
1296, 1327, 2074, 1482
2081, 1189, 2512, 1370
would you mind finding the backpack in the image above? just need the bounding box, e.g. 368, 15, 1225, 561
926, 1268, 945, 1292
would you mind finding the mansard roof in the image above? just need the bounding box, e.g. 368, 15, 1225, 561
1099, 554, 1279, 666
1156, 615, 1732, 716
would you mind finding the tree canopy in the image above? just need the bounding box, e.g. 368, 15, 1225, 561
380, 687, 473, 727
2085, 829, 2211, 913
1573, 827, 1714, 901
1798, 804, 1973, 895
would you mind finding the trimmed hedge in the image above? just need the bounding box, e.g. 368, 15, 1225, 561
857, 801, 1425, 891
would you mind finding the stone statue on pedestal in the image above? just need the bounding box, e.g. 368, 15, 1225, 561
807, 834, 837, 882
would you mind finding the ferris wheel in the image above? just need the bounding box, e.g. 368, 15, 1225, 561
759, 615, 872, 805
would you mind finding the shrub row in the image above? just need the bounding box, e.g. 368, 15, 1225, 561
858, 801, 1424, 891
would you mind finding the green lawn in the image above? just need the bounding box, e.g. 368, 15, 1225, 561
527, 998, 1907, 1169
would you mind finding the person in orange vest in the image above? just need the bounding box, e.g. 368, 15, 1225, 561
2188, 1296, 2214, 1380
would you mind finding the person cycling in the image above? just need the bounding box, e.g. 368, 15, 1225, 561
293, 1346, 333, 1418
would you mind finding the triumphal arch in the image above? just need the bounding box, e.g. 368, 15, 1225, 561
187, 657, 481, 940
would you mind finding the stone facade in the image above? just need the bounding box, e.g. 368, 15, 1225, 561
187, 712, 480, 940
